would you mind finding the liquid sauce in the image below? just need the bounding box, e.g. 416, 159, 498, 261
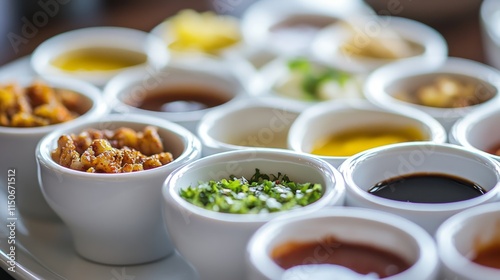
272, 236, 411, 278
368, 173, 487, 203
486, 143, 500, 157
472, 222, 500, 269
311, 126, 425, 157
52, 47, 147, 71
473, 243, 500, 269
128, 87, 231, 113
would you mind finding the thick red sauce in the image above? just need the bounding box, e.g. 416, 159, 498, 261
472, 242, 500, 269
271, 236, 411, 278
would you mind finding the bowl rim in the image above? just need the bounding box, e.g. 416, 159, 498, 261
254, 55, 363, 105
0, 75, 108, 135
30, 26, 169, 86
149, 14, 244, 58
36, 113, 202, 179
246, 206, 439, 279
310, 15, 448, 73
435, 202, 500, 279
364, 56, 500, 118
240, 0, 372, 52
287, 99, 447, 161
102, 60, 249, 122
450, 102, 500, 162
162, 148, 345, 223
197, 96, 303, 152
339, 142, 500, 212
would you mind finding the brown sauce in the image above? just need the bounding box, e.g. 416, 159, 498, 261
472, 243, 500, 269
368, 173, 487, 203
486, 143, 500, 157
272, 236, 411, 278
126, 87, 231, 113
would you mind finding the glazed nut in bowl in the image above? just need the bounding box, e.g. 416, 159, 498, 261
450, 104, 500, 162
31, 26, 169, 87
0, 76, 107, 220
436, 202, 500, 280
240, 0, 373, 65
287, 99, 446, 168
162, 149, 346, 280
35, 114, 202, 265
311, 15, 448, 74
364, 57, 500, 131
254, 56, 362, 109
104, 56, 248, 133
339, 142, 500, 234
246, 207, 439, 280
197, 96, 302, 156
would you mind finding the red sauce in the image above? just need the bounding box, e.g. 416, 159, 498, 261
486, 143, 500, 157
472, 243, 500, 269
271, 236, 411, 278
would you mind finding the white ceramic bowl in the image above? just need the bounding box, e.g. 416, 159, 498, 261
150, 13, 244, 60
36, 114, 202, 265
246, 207, 439, 280
240, 0, 373, 64
450, 104, 500, 162
339, 142, 500, 234
436, 202, 500, 280
31, 26, 169, 87
311, 15, 448, 74
162, 149, 345, 280
0, 75, 107, 220
481, 0, 500, 70
103, 56, 249, 133
364, 57, 500, 131
197, 97, 303, 156
288, 99, 446, 168
254, 56, 363, 110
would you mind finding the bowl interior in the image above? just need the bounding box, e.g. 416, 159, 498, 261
293, 109, 433, 154
348, 145, 499, 193
205, 106, 299, 149
41, 120, 187, 160
386, 73, 497, 109
450, 210, 500, 258
266, 215, 420, 266
114, 67, 242, 118
460, 110, 500, 154
168, 151, 340, 218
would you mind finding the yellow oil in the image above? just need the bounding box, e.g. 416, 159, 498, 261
311, 126, 425, 157
51, 47, 147, 71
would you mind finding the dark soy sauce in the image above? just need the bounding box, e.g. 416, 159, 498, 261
368, 173, 487, 203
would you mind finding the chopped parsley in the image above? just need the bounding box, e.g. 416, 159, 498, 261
179, 168, 323, 214
287, 58, 352, 99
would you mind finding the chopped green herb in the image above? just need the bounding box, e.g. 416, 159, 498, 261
286, 58, 352, 99
179, 168, 323, 214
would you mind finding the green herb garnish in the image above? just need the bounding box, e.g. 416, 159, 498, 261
179, 168, 323, 214
287, 58, 352, 99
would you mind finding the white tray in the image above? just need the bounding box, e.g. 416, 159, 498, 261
0, 57, 198, 280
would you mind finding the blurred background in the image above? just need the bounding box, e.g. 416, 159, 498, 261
0, 0, 486, 66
